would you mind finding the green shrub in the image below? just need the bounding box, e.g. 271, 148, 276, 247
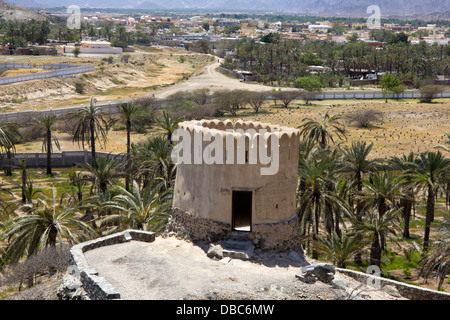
74, 81, 86, 94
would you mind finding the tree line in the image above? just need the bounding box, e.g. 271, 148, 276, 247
218, 37, 450, 88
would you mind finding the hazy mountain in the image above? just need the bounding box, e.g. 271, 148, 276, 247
4, 0, 450, 17
134, 1, 163, 9
0, 0, 46, 20
4, 0, 42, 7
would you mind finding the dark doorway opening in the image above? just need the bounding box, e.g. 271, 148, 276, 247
232, 190, 252, 232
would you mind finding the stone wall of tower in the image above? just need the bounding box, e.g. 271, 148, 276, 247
172, 119, 300, 227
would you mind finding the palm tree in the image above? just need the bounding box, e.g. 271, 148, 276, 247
409, 151, 450, 253
0, 202, 16, 267
352, 207, 401, 267
435, 132, 450, 153
68, 169, 87, 203
4, 198, 96, 265
80, 187, 120, 232
390, 152, 416, 239
340, 141, 379, 195
299, 111, 347, 149
82, 156, 121, 195
102, 180, 172, 233
155, 111, 183, 143
35, 114, 61, 175
117, 102, 141, 191
131, 136, 173, 189
419, 212, 450, 290
18, 159, 28, 203
312, 230, 365, 268
0, 122, 21, 176
340, 141, 381, 264
340, 141, 381, 216
297, 155, 349, 258
360, 170, 404, 253
70, 97, 110, 165
361, 171, 404, 219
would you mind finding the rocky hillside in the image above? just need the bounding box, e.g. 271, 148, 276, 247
0, 0, 45, 21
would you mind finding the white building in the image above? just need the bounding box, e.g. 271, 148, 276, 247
62, 41, 123, 54
308, 24, 332, 32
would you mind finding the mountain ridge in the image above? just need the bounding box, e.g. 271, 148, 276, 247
3, 0, 450, 18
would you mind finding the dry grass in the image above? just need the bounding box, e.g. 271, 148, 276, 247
237, 99, 450, 159
1, 69, 46, 77
14, 98, 450, 157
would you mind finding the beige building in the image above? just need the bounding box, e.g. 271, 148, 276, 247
61, 41, 123, 54
169, 119, 302, 251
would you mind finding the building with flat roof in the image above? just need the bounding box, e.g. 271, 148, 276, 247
61, 41, 123, 54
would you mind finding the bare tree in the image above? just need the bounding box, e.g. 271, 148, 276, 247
346, 109, 384, 128
298, 90, 319, 105
247, 91, 269, 113
275, 90, 301, 108
419, 85, 446, 103
214, 89, 248, 116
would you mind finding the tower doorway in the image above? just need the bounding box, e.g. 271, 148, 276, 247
232, 190, 252, 232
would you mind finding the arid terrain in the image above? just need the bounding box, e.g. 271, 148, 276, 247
2, 49, 447, 158
0, 46, 213, 111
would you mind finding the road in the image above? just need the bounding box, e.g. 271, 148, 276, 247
153, 59, 278, 99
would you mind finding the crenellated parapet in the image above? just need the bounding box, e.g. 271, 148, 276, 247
173, 119, 300, 169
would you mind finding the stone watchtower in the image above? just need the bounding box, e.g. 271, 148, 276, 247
168, 119, 301, 250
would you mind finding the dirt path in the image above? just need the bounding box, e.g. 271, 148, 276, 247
152, 59, 281, 100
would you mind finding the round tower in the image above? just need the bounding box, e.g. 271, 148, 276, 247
168, 119, 301, 250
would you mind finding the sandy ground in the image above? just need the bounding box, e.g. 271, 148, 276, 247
82, 237, 405, 300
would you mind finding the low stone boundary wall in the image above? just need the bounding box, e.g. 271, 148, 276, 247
336, 268, 450, 300
69, 230, 156, 300
0, 151, 125, 170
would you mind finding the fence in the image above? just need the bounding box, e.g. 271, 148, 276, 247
313, 90, 450, 100
0, 63, 95, 85
0, 62, 33, 69
0, 151, 125, 170
0, 100, 125, 123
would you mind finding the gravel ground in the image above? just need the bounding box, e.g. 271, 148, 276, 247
82, 236, 406, 300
